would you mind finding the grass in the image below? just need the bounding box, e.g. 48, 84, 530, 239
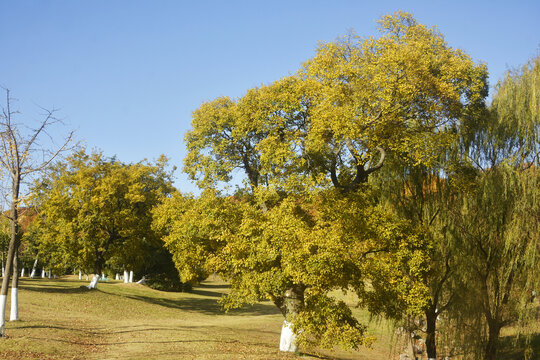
0, 276, 396, 359
1, 277, 536, 359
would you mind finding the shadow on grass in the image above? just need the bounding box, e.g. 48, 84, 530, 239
498, 332, 540, 360
25, 335, 247, 347
197, 282, 230, 290
20, 284, 91, 294
18, 278, 280, 316
14, 323, 96, 334
118, 292, 280, 316
189, 288, 224, 298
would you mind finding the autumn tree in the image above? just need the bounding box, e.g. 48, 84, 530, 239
34, 150, 174, 289
160, 11, 488, 353
0, 89, 73, 336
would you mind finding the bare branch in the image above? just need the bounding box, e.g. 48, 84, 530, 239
20, 130, 74, 176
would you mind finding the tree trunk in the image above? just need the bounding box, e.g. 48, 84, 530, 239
0, 190, 21, 337
280, 320, 297, 352
425, 309, 437, 360
279, 286, 304, 353
78, 270, 82, 280
485, 321, 501, 360
30, 258, 38, 278
41, 269, 45, 278
47, 269, 51, 279
10, 253, 19, 321
124, 269, 129, 283
129, 270, 134, 283
20, 268, 24, 277
87, 274, 100, 289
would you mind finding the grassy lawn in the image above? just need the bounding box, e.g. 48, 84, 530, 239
2, 277, 536, 359
0, 276, 397, 359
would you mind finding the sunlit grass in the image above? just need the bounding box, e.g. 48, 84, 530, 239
0, 276, 537, 359
0, 276, 397, 359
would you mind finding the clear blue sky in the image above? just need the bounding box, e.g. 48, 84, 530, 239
1, 1, 538, 193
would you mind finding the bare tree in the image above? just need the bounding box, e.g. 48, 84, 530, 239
0, 88, 74, 336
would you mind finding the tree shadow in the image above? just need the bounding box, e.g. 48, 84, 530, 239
498, 332, 540, 360
20, 284, 91, 294
196, 282, 230, 290
189, 288, 225, 298
117, 292, 280, 316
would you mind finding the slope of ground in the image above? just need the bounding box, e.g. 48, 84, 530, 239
0, 276, 396, 359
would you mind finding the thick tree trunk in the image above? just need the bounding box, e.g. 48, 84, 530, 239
280, 320, 297, 352
129, 270, 134, 283
47, 269, 51, 279
124, 270, 129, 283
41, 269, 45, 278
20, 268, 24, 277
425, 309, 437, 360
485, 321, 501, 360
279, 286, 304, 353
87, 274, 100, 289
10, 254, 19, 321
78, 270, 82, 280
115, 273, 119, 280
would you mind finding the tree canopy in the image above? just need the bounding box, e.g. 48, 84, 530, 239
34, 150, 175, 279
159, 11, 489, 352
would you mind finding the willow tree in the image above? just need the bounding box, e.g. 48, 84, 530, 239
446, 56, 540, 360
168, 11, 487, 353
34, 150, 174, 289
0, 89, 73, 336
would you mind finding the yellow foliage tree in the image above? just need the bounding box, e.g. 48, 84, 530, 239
164, 11, 488, 352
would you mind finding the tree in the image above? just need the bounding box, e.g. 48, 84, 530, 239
34, 150, 174, 289
0, 89, 73, 336
445, 55, 540, 360
166, 11, 488, 353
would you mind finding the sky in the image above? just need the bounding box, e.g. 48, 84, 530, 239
1, 0, 539, 193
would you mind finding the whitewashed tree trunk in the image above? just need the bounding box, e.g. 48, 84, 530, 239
136, 276, 146, 284
115, 273, 119, 280
129, 270, 134, 283
20, 268, 24, 277
9, 288, 18, 321
30, 258, 38, 278
85, 274, 89, 281
0, 294, 6, 336
41, 269, 45, 278
124, 270, 129, 283
78, 270, 82, 280
87, 274, 100, 289
279, 320, 298, 352
47, 269, 51, 279
1, 268, 4, 277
